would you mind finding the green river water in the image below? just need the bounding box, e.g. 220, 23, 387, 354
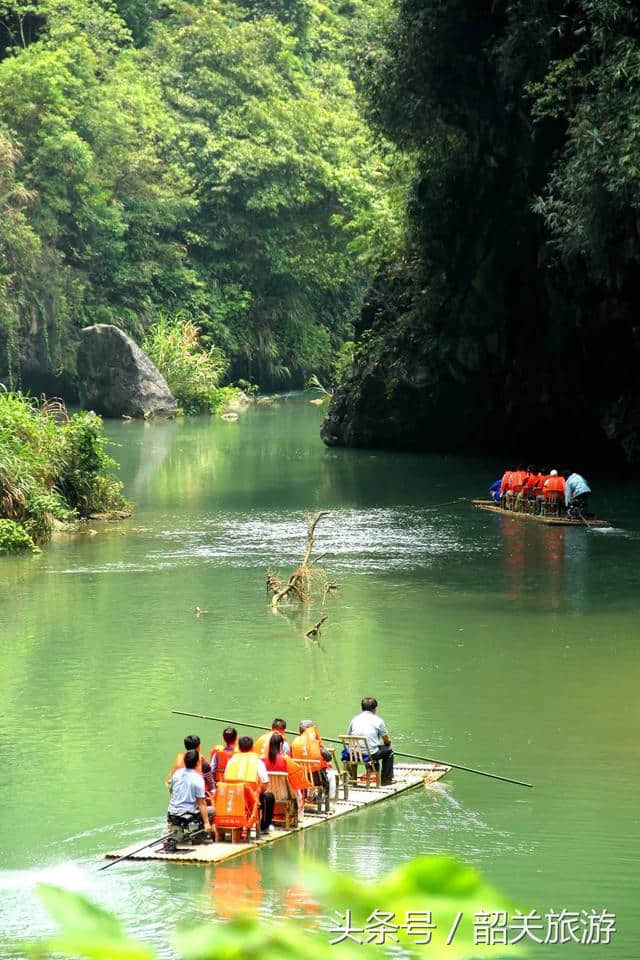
1, 395, 639, 958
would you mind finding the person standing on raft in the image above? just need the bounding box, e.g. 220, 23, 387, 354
565, 472, 592, 517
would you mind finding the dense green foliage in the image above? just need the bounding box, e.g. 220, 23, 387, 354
27, 855, 515, 958
142, 317, 231, 414
0, 0, 394, 393
0, 391, 126, 552
323, 0, 640, 462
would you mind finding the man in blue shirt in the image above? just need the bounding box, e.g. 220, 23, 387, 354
348, 697, 394, 785
565, 472, 592, 518
165, 749, 214, 851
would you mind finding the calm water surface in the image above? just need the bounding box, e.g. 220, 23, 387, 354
1, 396, 639, 957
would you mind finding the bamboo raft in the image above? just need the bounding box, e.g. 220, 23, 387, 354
104, 763, 449, 865
472, 499, 610, 528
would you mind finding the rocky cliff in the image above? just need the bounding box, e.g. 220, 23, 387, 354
322, 2, 640, 468
321, 264, 640, 466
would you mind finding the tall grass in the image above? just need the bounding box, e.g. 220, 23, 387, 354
0, 391, 127, 553
143, 316, 231, 414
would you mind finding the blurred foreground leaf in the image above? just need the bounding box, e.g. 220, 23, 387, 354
28, 855, 522, 959
29, 884, 156, 960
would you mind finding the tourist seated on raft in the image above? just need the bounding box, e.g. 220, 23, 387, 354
254, 719, 291, 757
528, 469, 548, 514
292, 720, 336, 797
499, 469, 514, 506
347, 697, 394, 785
499, 467, 526, 510
166, 734, 205, 786
264, 733, 288, 773
201, 760, 215, 799
518, 467, 547, 513
210, 727, 238, 782
505, 467, 529, 510
224, 735, 275, 833
264, 732, 312, 815
542, 469, 565, 515
565, 472, 592, 518
165, 748, 214, 851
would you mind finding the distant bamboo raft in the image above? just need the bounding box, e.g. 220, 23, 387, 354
104, 763, 448, 866
472, 499, 610, 528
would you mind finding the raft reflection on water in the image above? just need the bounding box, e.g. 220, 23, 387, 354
499, 522, 588, 612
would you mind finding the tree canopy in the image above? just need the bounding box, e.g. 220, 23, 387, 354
0, 0, 396, 390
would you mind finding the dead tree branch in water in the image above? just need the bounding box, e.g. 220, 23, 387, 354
305, 616, 327, 639
268, 511, 330, 608
322, 582, 338, 607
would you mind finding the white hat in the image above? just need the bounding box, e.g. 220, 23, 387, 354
550, 469, 558, 476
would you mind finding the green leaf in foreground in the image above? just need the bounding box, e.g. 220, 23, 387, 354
30, 885, 156, 960
28, 855, 524, 960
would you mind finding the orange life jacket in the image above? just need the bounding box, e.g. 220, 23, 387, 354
292, 726, 327, 771
543, 476, 565, 498
284, 755, 308, 792
210, 743, 238, 782
254, 730, 290, 758
499, 471, 513, 495
254, 731, 273, 758
510, 470, 528, 494
532, 473, 547, 494
224, 751, 261, 785
167, 750, 204, 783
214, 781, 259, 829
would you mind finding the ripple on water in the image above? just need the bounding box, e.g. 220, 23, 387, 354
46, 508, 494, 576
47, 509, 492, 576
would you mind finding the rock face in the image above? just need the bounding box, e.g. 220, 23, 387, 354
320, 269, 640, 466
77, 325, 177, 419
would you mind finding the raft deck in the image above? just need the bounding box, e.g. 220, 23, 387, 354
472, 499, 611, 528
104, 763, 448, 865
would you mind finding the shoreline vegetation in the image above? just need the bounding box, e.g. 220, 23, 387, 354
142, 316, 255, 416
0, 391, 129, 555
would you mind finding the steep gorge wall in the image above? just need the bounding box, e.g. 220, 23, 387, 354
321, 266, 640, 465
322, 1, 640, 467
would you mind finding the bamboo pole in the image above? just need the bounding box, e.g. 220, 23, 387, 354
171, 710, 532, 788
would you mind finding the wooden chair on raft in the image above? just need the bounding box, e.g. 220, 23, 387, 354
267, 772, 298, 829
339, 735, 381, 790
543, 492, 564, 517
326, 747, 349, 801
296, 760, 331, 814
214, 782, 260, 843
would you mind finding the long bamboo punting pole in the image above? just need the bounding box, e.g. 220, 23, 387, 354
171, 710, 532, 788
98, 833, 173, 870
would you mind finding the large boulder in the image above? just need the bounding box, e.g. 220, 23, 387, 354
77, 324, 177, 419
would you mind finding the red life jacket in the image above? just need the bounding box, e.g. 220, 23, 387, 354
210, 743, 237, 782
543, 476, 565, 498
510, 470, 528, 494
533, 473, 547, 494
500, 471, 513, 495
